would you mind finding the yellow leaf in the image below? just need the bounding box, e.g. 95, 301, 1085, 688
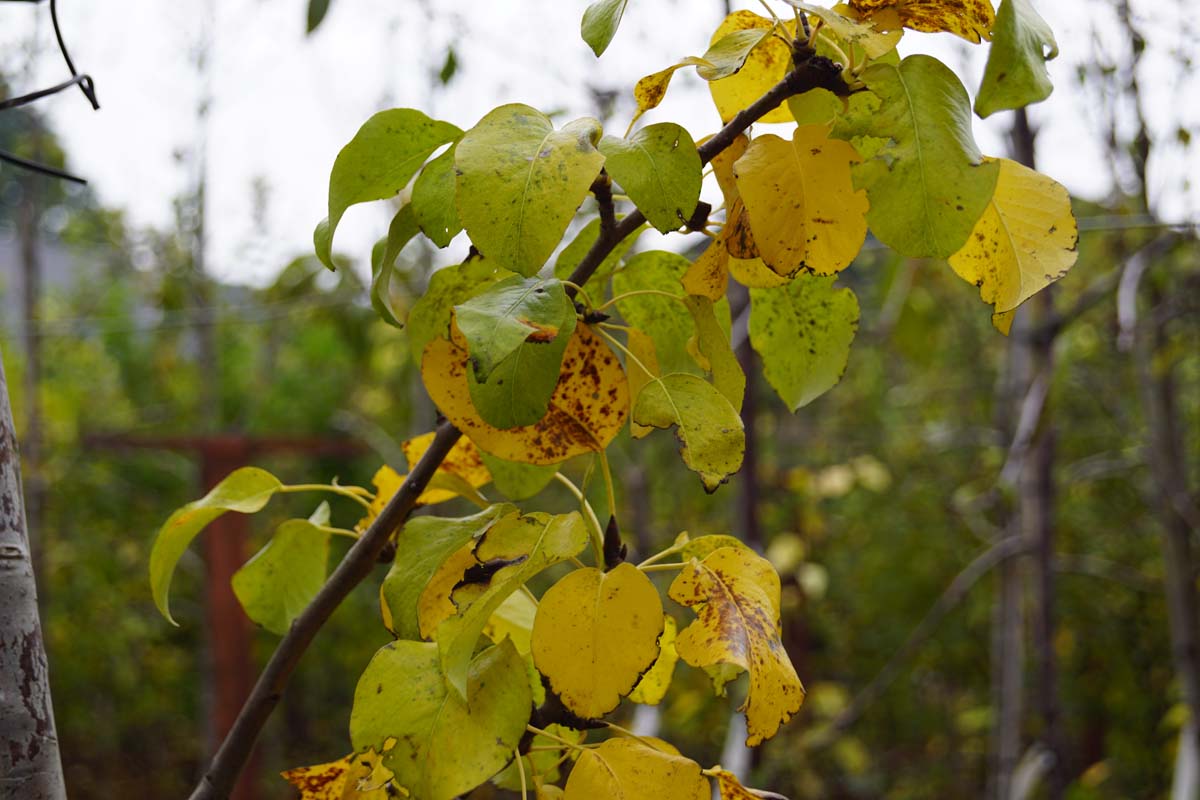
483, 588, 538, 654
356, 437, 493, 531
709, 766, 776, 800
422, 323, 629, 465
564, 738, 709, 800
734, 125, 869, 277
708, 12, 796, 124
947, 156, 1078, 317
669, 546, 805, 745
729, 254, 790, 289
281, 749, 397, 799
706, 133, 750, 207
532, 563, 664, 719
992, 308, 1015, 335
722, 198, 760, 261
632, 59, 708, 120
682, 240, 730, 301
629, 614, 679, 705
846, 0, 995, 43
417, 542, 477, 639
625, 328, 661, 440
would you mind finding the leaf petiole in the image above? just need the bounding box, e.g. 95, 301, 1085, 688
596, 288, 689, 313
279, 484, 373, 510
526, 724, 590, 752
554, 472, 606, 565
640, 562, 687, 573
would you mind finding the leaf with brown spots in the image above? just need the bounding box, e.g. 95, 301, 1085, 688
422, 323, 629, 465
733, 125, 869, 277
669, 546, 805, 745
709, 766, 788, 800
846, 0, 995, 43
563, 738, 709, 800
683, 240, 730, 302
532, 563, 664, 719
707, 11, 797, 124
947, 156, 1077, 320
281, 748, 395, 799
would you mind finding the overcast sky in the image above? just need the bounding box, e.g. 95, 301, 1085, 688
1, 0, 1196, 286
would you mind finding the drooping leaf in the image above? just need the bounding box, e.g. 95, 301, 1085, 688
406, 254, 511, 362
315, 109, 461, 269
554, 215, 641, 283
150, 467, 283, 625
379, 504, 514, 641
682, 240, 730, 301
437, 511, 590, 698
563, 738, 709, 800
581, 0, 631, 56
734, 125, 870, 277
281, 748, 393, 799
625, 328, 661, 439
422, 324, 629, 465
478, 453, 561, 501
974, 0, 1057, 117
455, 104, 605, 276
947, 156, 1077, 315
454, 276, 574, 383
669, 546, 805, 745
532, 563, 664, 719
369, 204, 420, 328
350, 639, 531, 800
599, 124, 702, 233
851, 55, 1000, 257
788, 2, 902, 57
633, 374, 745, 492
684, 295, 744, 412
412, 144, 463, 247
749, 275, 860, 411
846, 0, 995, 43
629, 614, 679, 705
707, 12, 795, 124
232, 503, 331, 636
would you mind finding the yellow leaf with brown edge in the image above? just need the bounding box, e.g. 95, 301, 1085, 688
734, 125, 869, 277
625, 328, 661, 440
710, 766, 786, 800
629, 614, 679, 705
708, 11, 796, 124
417, 542, 477, 639
422, 323, 629, 465
281, 747, 398, 799
947, 156, 1077, 318
564, 738, 709, 800
682, 239, 730, 301
846, 0, 994, 43
669, 546, 805, 745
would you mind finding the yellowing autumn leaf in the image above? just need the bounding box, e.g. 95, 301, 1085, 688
416, 542, 477, 639
281, 749, 396, 800
947, 157, 1077, 316
683, 240, 730, 301
669, 546, 805, 744
625, 328, 661, 440
629, 614, 679, 705
532, 563, 664, 719
790, 2, 902, 58
734, 125, 869, 277
422, 324, 629, 465
846, 0, 995, 43
563, 738, 709, 800
707, 132, 749, 207
708, 11, 796, 124
710, 766, 783, 800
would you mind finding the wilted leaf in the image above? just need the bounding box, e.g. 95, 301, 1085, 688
406, 254, 511, 362
846, 0, 995, 43
350, 639, 531, 800
633, 373, 744, 492
564, 738, 708, 800
947, 156, 1077, 315
315, 109, 460, 269
281, 748, 394, 799
232, 504, 331, 635
629, 614, 679, 705
412, 144, 463, 247
734, 125, 869, 277
581, 0, 631, 56
975, 0, 1057, 117
422, 324, 629, 465
455, 104, 605, 276
600, 124, 702, 233
532, 563, 664, 718
749, 275, 859, 410
150, 467, 283, 625
684, 295, 744, 411
708, 12, 795, 124
670, 547, 805, 745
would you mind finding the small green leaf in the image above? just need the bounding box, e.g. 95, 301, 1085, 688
455, 104, 605, 276
633, 374, 744, 492
749, 274, 859, 411
696, 27, 773, 80
454, 276, 573, 382
581, 0, 631, 57
599, 124, 702, 233
684, 295, 744, 412
412, 144, 463, 248
478, 453, 561, 501
314, 109, 461, 270
350, 639, 531, 800
381, 504, 516, 641
306, 0, 331, 33
150, 467, 283, 625
975, 0, 1058, 118
553, 216, 641, 282
232, 503, 331, 636
369, 204, 420, 328
406, 255, 512, 362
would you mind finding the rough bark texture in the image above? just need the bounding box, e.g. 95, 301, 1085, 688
0, 355, 66, 800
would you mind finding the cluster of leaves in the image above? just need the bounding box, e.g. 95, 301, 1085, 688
151, 0, 1077, 797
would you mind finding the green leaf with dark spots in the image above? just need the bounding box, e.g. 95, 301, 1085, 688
600, 123, 702, 233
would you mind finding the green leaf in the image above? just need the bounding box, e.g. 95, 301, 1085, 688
150, 467, 283, 625
478, 453, 560, 501
306, 0, 331, 33
749, 274, 859, 411
314, 110, 460, 270
683, 295, 744, 412
232, 503, 331, 636
852, 56, 1000, 257
369, 204, 420, 329
599, 124, 702, 233
406, 255, 512, 362
975, 0, 1058, 118
581, 0, 630, 57
455, 104, 605, 276
412, 144, 463, 248
612, 251, 699, 376
437, 511, 589, 699
633, 374, 744, 492
454, 276, 573, 382
553, 216, 641, 283
350, 639, 531, 800
380, 504, 516, 641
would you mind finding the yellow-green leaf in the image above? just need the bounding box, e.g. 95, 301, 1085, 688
707, 11, 795, 124
734, 125, 869, 277
947, 156, 1077, 316
789, 2, 902, 57
669, 546, 805, 745
532, 563, 664, 719
232, 503, 331, 636
493, 725, 583, 791
633, 374, 745, 492
629, 614, 679, 705
581, 0, 630, 56
411, 143, 462, 248
150, 466, 283, 625
483, 587, 538, 654
975, 0, 1057, 117
455, 104, 605, 276
846, 0, 995, 43
416, 542, 479, 640
406, 254, 512, 362
625, 328, 661, 440
681, 533, 750, 562
563, 738, 708, 800
684, 295, 745, 412
599, 124, 702, 233
454, 275, 574, 383
369, 204, 420, 328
